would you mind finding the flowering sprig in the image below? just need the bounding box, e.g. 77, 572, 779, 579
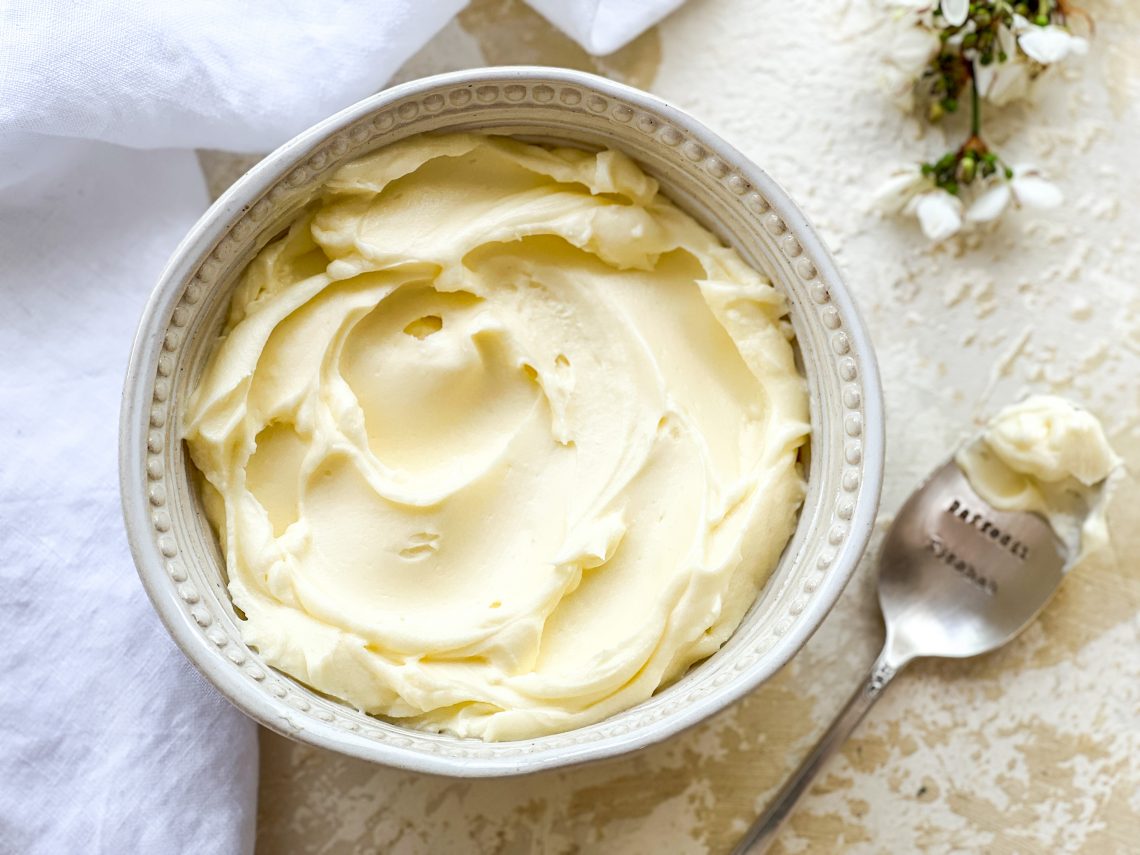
874, 1, 1089, 241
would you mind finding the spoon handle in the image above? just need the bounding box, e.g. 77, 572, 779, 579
730, 647, 904, 854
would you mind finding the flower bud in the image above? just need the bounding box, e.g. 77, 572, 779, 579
959, 155, 977, 183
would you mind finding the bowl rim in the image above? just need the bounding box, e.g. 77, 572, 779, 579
121, 65, 884, 776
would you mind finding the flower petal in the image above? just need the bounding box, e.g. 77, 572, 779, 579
966, 184, 1012, 222
872, 166, 928, 214
1011, 13, 1033, 33
890, 24, 942, 74
997, 21, 1017, 56
1011, 174, 1063, 208
1018, 27, 1087, 64
913, 190, 963, 241
877, 22, 942, 108
941, 0, 969, 27
974, 60, 1031, 106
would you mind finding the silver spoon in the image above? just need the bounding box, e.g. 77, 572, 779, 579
732, 458, 1075, 854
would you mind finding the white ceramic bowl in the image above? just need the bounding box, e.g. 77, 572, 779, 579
120, 67, 884, 776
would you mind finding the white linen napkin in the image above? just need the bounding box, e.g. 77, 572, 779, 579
0, 2, 680, 853
527, 0, 686, 55
0, 139, 261, 855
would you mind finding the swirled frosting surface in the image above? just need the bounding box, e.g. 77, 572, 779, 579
184, 134, 809, 739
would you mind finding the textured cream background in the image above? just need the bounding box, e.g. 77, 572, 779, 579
201, 1, 1140, 851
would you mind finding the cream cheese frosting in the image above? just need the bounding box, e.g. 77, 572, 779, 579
184, 133, 810, 740
956, 395, 1119, 565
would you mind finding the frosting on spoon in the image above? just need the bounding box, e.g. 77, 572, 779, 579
957, 394, 1119, 564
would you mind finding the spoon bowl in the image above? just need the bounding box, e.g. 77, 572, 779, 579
878, 460, 1067, 667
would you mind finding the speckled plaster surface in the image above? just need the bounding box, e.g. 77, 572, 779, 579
201, 0, 1140, 851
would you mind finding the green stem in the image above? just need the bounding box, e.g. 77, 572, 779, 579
970, 68, 981, 136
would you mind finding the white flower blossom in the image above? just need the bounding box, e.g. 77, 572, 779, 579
878, 162, 1061, 240
910, 190, 964, 241
966, 165, 1063, 222
872, 165, 932, 214
873, 167, 964, 241
1013, 14, 1088, 65
940, 0, 968, 27
970, 16, 1086, 106
877, 19, 942, 109
974, 59, 1031, 105
973, 22, 1031, 105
